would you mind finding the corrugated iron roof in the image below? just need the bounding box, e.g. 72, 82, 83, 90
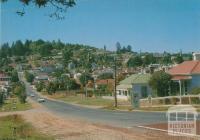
168, 60, 200, 75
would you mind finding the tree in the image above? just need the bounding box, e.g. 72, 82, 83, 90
0, 92, 4, 106
149, 71, 172, 97
127, 45, 132, 52
143, 54, 156, 66
79, 73, 93, 87
11, 70, 19, 82
13, 82, 27, 103
116, 42, 121, 54
62, 48, 73, 66
127, 56, 143, 67
1, 0, 76, 19
64, 78, 80, 90
24, 71, 35, 83
39, 43, 53, 56
12, 40, 24, 56
46, 82, 57, 94
0, 43, 11, 58
35, 81, 45, 92
162, 54, 172, 64
97, 72, 113, 80
174, 55, 184, 64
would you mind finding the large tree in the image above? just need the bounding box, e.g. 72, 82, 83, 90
79, 73, 93, 87
127, 56, 143, 67
24, 71, 35, 83
13, 82, 27, 103
149, 71, 172, 97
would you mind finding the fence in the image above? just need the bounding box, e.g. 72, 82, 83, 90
140, 95, 200, 107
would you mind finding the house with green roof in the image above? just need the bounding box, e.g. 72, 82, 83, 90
116, 73, 152, 100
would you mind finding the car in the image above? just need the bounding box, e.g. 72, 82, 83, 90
30, 94, 35, 97
37, 98, 45, 103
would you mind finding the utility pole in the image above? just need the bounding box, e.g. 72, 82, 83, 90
83, 70, 88, 98
114, 56, 118, 107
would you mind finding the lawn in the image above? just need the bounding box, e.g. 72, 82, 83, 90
0, 115, 54, 140
0, 98, 32, 112
61, 96, 114, 107
44, 92, 114, 107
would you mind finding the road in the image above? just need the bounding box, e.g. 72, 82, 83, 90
19, 72, 200, 128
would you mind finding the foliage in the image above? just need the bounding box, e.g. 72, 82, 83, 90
13, 82, 27, 103
97, 72, 113, 80
46, 82, 57, 94
143, 54, 156, 66
11, 70, 19, 82
116, 42, 132, 53
62, 48, 73, 66
97, 84, 112, 96
149, 71, 172, 97
79, 73, 93, 87
162, 54, 172, 64
174, 55, 184, 64
190, 87, 200, 95
24, 71, 35, 83
127, 56, 143, 67
0, 115, 54, 139
1, 0, 76, 19
0, 93, 4, 106
39, 43, 53, 56
35, 81, 45, 92
63, 77, 80, 90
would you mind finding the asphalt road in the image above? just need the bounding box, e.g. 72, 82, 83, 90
19, 72, 200, 128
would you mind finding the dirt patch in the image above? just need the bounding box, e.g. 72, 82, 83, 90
21, 110, 148, 140
1, 100, 199, 140
144, 121, 200, 135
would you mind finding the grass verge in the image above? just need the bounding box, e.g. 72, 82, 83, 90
60, 95, 114, 107
0, 98, 31, 112
0, 114, 54, 140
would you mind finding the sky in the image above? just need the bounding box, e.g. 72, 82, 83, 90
0, 0, 200, 52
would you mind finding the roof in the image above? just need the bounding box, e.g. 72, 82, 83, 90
117, 84, 132, 90
0, 72, 10, 78
120, 73, 151, 85
171, 75, 192, 81
96, 79, 114, 85
168, 60, 200, 75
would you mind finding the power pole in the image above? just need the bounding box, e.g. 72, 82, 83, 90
114, 56, 118, 107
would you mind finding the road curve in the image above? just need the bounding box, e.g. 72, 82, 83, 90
19, 72, 200, 128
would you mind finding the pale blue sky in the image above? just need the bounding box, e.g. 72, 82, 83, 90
1, 0, 200, 52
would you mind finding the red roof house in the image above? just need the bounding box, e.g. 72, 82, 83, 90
168, 60, 200, 95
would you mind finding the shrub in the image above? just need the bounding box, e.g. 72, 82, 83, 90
190, 87, 200, 95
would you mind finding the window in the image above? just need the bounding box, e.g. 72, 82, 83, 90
124, 91, 127, 96
141, 86, 148, 98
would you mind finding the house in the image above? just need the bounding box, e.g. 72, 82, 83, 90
193, 52, 200, 60
35, 74, 49, 82
41, 65, 55, 73
168, 60, 200, 95
117, 73, 152, 100
0, 72, 11, 97
0, 72, 11, 86
95, 79, 114, 89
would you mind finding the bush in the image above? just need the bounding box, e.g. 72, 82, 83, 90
36, 81, 44, 92
190, 87, 200, 95
24, 71, 34, 83
191, 98, 200, 104
0, 93, 4, 106
13, 82, 27, 103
